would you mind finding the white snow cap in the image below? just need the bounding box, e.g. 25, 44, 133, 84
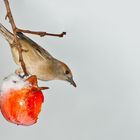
0, 74, 30, 94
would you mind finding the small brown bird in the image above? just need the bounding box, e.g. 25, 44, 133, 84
0, 23, 76, 87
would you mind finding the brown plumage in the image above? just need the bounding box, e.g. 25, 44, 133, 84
0, 23, 76, 87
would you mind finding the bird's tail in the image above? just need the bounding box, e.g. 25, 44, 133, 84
0, 23, 14, 44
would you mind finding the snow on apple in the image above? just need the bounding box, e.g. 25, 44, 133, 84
0, 74, 46, 126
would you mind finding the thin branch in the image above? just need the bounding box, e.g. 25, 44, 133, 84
17, 28, 66, 37
3, 0, 66, 76
37, 87, 49, 91
4, 0, 28, 76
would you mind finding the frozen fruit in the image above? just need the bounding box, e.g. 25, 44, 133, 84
0, 75, 47, 126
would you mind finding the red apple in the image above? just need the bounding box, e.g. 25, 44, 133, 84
0, 75, 46, 126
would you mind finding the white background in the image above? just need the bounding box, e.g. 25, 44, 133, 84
0, 0, 140, 140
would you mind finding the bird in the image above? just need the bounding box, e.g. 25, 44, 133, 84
0, 23, 76, 87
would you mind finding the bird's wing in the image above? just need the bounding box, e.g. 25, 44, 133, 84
17, 32, 53, 60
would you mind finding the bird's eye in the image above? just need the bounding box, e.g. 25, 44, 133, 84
65, 70, 70, 75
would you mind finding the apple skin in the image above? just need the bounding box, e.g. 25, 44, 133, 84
0, 75, 45, 126
0, 88, 44, 126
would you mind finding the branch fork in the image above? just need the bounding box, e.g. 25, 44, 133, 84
3, 0, 66, 77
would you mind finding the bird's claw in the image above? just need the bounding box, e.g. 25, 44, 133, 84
18, 73, 29, 79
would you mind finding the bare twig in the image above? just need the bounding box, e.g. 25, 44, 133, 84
17, 28, 66, 37
38, 87, 49, 91
3, 0, 66, 76
4, 0, 28, 76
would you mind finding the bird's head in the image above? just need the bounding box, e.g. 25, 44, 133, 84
53, 60, 76, 87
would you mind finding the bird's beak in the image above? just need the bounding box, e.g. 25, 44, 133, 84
67, 78, 77, 87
